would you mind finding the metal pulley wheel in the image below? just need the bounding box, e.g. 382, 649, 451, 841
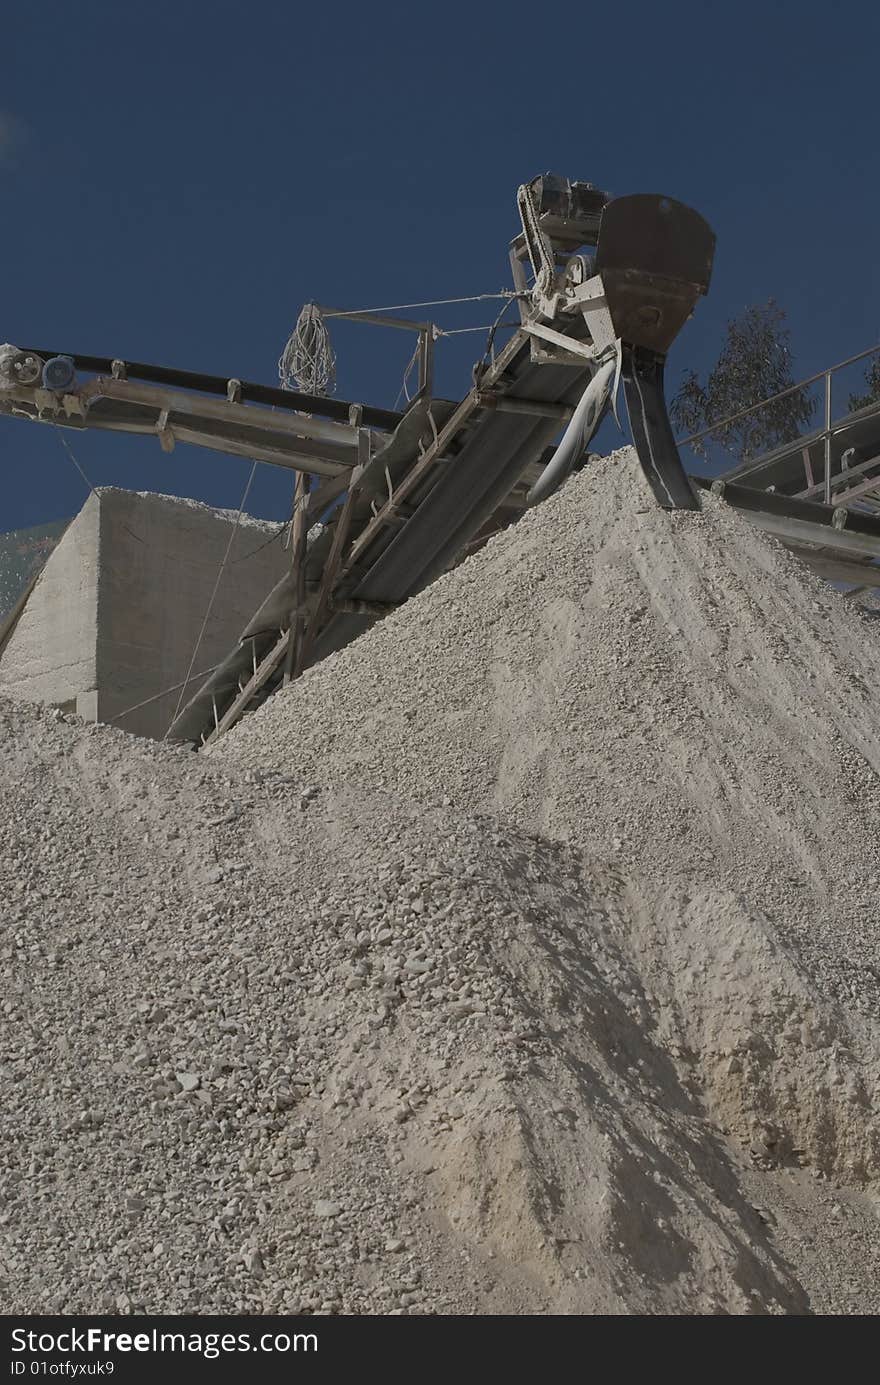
42, 355, 77, 391
0, 348, 44, 386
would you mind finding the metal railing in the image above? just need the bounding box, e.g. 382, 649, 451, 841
676, 342, 880, 503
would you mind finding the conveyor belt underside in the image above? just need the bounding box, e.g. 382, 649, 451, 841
169, 335, 590, 742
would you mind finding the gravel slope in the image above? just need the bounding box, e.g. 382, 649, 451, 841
219, 450, 880, 1018
0, 698, 827, 1315
3, 449, 880, 1314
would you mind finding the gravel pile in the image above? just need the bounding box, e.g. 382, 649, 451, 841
221, 450, 880, 1018
3, 449, 880, 1315
0, 696, 824, 1315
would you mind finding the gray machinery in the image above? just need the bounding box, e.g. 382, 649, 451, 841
513, 176, 715, 508
0, 174, 720, 742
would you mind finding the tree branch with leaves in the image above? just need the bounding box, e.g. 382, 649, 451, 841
671, 300, 814, 462
848, 355, 880, 412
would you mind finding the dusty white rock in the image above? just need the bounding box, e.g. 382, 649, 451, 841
313, 1200, 342, 1220
2, 450, 880, 1316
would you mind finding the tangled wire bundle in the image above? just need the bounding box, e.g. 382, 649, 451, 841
278, 303, 336, 396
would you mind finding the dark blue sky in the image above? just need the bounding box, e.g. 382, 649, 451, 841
3, 1, 879, 530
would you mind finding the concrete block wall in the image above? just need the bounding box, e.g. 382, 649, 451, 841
0, 494, 100, 715
0, 488, 290, 739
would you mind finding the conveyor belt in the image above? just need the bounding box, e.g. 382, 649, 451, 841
716, 396, 880, 515
3, 180, 723, 744
692, 475, 880, 575
19, 348, 402, 431
168, 326, 594, 742
693, 473, 880, 538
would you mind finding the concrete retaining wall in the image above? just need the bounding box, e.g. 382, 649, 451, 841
0, 495, 99, 716
0, 488, 290, 739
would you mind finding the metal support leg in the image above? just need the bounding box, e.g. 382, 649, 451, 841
824, 370, 832, 506
418, 329, 434, 398
283, 472, 311, 685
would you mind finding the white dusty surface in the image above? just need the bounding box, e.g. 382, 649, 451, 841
2, 450, 879, 1315
222, 452, 880, 1020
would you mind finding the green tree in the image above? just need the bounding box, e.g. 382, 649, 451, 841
671, 300, 814, 461
848, 355, 880, 412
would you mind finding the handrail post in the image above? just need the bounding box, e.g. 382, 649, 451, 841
418, 328, 434, 398
824, 369, 832, 505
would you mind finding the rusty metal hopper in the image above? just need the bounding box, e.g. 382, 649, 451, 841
595, 194, 716, 509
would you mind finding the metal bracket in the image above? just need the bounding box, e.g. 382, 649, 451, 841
156, 409, 175, 453
61, 393, 86, 419
33, 389, 58, 415
475, 392, 574, 421
521, 322, 599, 362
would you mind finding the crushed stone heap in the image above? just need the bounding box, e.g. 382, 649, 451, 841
0, 697, 826, 1316
2, 449, 880, 1315
219, 450, 880, 1018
